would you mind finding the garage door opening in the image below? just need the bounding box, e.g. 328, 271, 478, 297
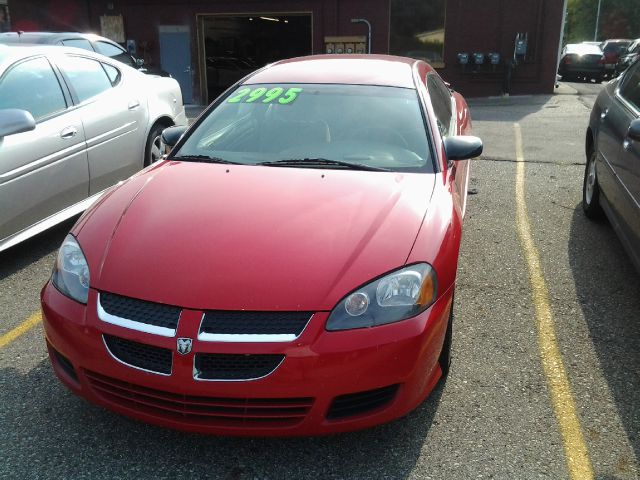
199, 13, 312, 103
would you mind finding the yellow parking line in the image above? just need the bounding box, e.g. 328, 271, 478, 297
0, 312, 42, 349
514, 123, 594, 480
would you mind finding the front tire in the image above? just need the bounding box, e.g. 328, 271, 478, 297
583, 150, 603, 219
144, 123, 166, 167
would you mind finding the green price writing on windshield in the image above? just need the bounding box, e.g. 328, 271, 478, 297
227, 87, 303, 105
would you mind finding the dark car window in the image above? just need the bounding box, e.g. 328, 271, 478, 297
94, 40, 136, 67
175, 83, 433, 173
426, 74, 452, 137
57, 55, 113, 103
0, 56, 67, 121
619, 63, 640, 110
61, 38, 94, 52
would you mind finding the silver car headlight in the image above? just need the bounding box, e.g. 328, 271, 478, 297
326, 263, 438, 331
52, 234, 90, 304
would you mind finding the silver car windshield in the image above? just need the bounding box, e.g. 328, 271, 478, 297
174, 84, 434, 173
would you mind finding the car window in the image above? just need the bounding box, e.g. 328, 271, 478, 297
426, 74, 452, 137
101, 63, 121, 86
57, 55, 113, 103
175, 83, 433, 173
0, 56, 67, 121
61, 39, 94, 52
94, 41, 136, 67
619, 63, 640, 110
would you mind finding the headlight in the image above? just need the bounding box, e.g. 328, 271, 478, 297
52, 234, 90, 304
326, 263, 438, 331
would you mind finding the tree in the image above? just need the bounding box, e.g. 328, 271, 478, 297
565, 0, 640, 43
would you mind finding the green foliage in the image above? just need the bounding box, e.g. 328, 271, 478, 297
565, 0, 640, 44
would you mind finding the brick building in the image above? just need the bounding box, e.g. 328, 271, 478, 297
6, 0, 565, 103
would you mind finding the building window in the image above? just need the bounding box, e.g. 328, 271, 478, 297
389, 0, 446, 68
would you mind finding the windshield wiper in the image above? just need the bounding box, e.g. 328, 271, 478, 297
258, 158, 390, 172
171, 155, 242, 165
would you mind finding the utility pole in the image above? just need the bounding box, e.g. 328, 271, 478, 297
594, 0, 602, 41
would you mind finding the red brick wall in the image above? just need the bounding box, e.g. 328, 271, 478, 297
439, 0, 564, 96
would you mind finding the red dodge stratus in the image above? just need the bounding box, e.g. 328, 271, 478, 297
41, 54, 482, 436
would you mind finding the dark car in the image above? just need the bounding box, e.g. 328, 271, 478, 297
601, 39, 631, 78
559, 43, 605, 82
0, 31, 168, 76
583, 58, 640, 271
616, 38, 640, 75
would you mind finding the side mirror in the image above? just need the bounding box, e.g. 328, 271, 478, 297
0, 109, 36, 138
627, 119, 640, 142
161, 125, 188, 154
443, 135, 483, 161
135, 57, 145, 67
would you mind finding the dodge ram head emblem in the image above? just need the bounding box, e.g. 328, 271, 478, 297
176, 338, 193, 355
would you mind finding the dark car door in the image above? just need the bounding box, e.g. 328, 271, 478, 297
611, 63, 640, 256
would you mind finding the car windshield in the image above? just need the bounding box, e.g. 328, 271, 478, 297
173, 83, 433, 173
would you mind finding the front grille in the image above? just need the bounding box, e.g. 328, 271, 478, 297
327, 384, 400, 420
194, 353, 284, 380
85, 370, 314, 428
103, 335, 172, 375
199, 311, 312, 336
100, 292, 181, 331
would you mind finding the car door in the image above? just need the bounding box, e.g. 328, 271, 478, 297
0, 55, 88, 244
611, 63, 640, 252
55, 53, 148, 194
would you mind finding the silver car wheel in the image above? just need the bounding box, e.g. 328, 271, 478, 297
585, 154, 596, 205
150, 134, 162, 163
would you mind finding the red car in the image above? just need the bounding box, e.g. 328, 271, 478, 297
41, 55, 482, 436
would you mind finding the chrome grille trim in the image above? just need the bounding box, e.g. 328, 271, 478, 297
97, 293, 177, 337
197, 313, 313, 343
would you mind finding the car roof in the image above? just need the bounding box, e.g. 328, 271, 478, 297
0, 31, 114, 45
565, 43, 603, 54
244, 54, 427, 89
0, 44, 120, 72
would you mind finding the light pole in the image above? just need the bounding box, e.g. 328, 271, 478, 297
350, 18, 371, 54
594, 0, 602, 41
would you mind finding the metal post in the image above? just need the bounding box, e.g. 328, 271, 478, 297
594, 0, 602, 41
556, 0, 568, 86
350, 18, 372, 54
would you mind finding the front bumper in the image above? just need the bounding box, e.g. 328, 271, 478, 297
41, 283, 452, 436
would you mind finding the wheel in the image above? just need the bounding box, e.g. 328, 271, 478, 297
582, 149, 603, 219
144, 123, 166, 167
438, 293, 454, 377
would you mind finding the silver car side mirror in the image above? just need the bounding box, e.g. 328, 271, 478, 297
0, 109, 36, 138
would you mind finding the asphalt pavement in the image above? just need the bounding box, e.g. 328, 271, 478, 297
1, 81, 638, 479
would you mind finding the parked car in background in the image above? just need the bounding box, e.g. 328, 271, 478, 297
40, 54, 483, 436
559, 43, 605, 82
601, 39, 631, 78
583, 58, 640, 272
0, 31, 169, 76
0, 45, 186, 252
616, 38, 640, 75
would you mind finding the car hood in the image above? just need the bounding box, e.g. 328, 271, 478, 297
79, 161, 435, 311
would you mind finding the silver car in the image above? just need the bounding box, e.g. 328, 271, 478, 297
0, 45, 187, 252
